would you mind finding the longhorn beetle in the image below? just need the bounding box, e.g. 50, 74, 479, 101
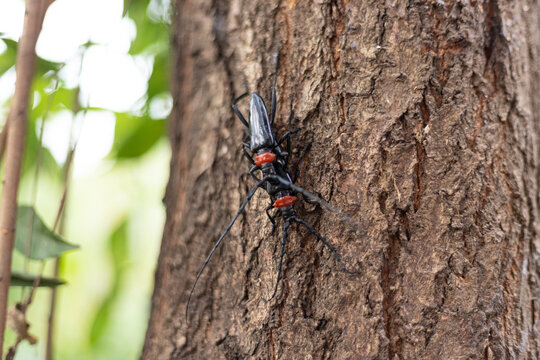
186, 62, 362, 318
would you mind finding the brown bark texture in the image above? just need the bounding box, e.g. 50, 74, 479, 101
143, 0, 540, 359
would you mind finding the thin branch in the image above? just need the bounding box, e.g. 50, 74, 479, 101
11, 135, 77, 359
44, 46, 86, 360
20, 262, 45, 313
45, 259, 59, 360
5, 336, 22, 360
0, 121, 9, 163
21, 80, 59, 302
45, 108, 83, 360
0, 0, 54, 354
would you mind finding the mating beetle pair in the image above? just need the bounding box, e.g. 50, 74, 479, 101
186, 64, 361, 318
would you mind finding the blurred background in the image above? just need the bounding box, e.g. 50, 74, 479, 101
0, 0, 171, 358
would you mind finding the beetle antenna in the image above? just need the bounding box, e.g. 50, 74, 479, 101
186, 179, 266, 320
271, 56, 279, 125
262, 220, 291, 303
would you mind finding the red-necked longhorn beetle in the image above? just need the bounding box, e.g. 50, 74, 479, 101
186, 61, 362, 319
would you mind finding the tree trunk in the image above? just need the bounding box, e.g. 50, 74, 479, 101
142, 0, 540, 358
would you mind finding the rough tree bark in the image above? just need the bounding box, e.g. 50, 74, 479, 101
143, 0, 540, 358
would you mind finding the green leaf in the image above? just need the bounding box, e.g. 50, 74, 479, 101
124, 0, 149, 23
32, 83, 80, 115
130, 20, 168, 55
23, 109, 62, 176
36, 56, 62, 75
147, 52, 168, 101
0, 39, 62, 78
112, 113, 165, 159
125, 0, 169, 55
0, 38, 17, 76
89, 220, 129, 344
15, 206, 79, 260
10, 271, 65, 287
0, 39, 62, 80
109, 221, 129, 268
122, 0, 137, 17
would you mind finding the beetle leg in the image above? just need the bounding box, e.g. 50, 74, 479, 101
265, 204, 278, 234
232, 92, 249, 128
293, 216, 359, 274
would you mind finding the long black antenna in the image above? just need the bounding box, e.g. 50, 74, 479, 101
186, 179, 266, 320
270, 56, 279, 125
262, 220, 291, 302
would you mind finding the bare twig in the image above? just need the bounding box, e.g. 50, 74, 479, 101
44, 140, 78, 360
45, 259, 59, 360
0, 0, 54, 354
0, 121, 9, 162
5, 302, 37, 360
10, 133, 75, 360
45, 108, 82, 360
5, 338, 22, 360
20, 80, 59, 304
17, 152, 73, 359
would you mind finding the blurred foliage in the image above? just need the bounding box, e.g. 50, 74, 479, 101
105, 0, 170, 160
114, 113, 165, 158
14, 206, 78, 260
0, 39, 62, 77
1, 0, 171, 167
10, 272, 65, 288
0, 39, 17, 75
0, 37, 63, 176
1, 0, 171, 358
89, 220, 129, 345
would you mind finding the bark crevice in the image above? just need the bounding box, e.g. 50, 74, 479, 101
142, 1, 540, 358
